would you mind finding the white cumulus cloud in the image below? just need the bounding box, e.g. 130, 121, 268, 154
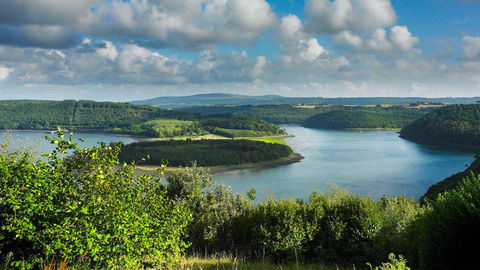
299, 38, 328, 61
305, 0, 397, 34
333, 31, 363, 47
277, 14, 304, 40
389, 26, 419, 51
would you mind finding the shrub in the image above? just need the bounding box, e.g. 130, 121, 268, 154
406, 174, 480, 269
0, 129, 191, 268
368, 253, 411, 270
248, 198, 312, 262
309, 187, 383, 264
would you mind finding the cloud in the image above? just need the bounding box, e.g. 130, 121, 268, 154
305, 0, 397, 34
96, 41, 118, 61
0, 25, 81, 48
251, 56, 267, 78
462, 36, 480, 60
0, 0, 277, 50
333, 31, 363, 47
277, 14, 304, 40
299, 38, 328, 61
0, 65, 13, 80
389, 26, 419, 51
366, 26, 419, 52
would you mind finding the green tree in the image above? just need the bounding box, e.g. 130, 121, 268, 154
0, 129, 191, 269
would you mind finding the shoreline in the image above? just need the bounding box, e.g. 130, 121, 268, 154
209, 152, 304, 175
300, 126, 402, 131
399, 135, 480, 152
134, 153, 304, 176
0, 129, 149, 142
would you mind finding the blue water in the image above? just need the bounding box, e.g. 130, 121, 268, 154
1, 127, 476, 202
0, 131, 137, 155
213, 126, 477, 201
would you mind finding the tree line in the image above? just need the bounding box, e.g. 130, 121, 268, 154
118, 139, 293, 167
181, 104, 433, 128
0, 100, 282, 138
400, 104, 480, 146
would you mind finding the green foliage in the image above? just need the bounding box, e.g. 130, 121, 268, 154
303, 106, 430, 129
119, 139, 293, 167
212, 128, 274, 138
165, 166, 251, 254
368, 254, 411, 270
0, 129, 191, 268
181, 104, 431, 127
306, 188, 384, 264
400, 104, 480, 146
249, 199, 311, 262
0, 100, 196, 136
405, 174, 480, 270
163, 169, 421, 266
139, 119, 206, 137
0, 100, 285, 138
200, 114, 281, 135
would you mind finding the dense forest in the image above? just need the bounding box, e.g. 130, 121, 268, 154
420, 154, 480, 203
180, 104, 334, 124
302, 106, 432, 129
118, 139, 293, 167
181, 104, 433, 127
3, 133, 480, 269
0, 100, 282, 138
400, 104, 480, 146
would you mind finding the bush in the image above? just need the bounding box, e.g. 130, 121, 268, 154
368, 253, 411, 270
0, 129, 191, 268
248, 198, 312, 262
405, 174, 480, 270
307, 188, 383, 264
165, 165, 252, 255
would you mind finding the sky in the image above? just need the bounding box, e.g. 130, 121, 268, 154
0, 0, 479, 101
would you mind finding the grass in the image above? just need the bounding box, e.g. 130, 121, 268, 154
132, 134, 290, 175
181, 256, 347, 270
147, 134, 289, 144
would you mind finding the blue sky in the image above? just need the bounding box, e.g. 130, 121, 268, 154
0, 0, 479, 101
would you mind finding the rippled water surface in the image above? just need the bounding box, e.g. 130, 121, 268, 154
2, 127, 476, 202
214, 125, 477, 201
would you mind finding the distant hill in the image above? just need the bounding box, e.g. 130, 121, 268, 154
131, 93, 480, 108
302, 106, 431, 129
400, 104, 480, 147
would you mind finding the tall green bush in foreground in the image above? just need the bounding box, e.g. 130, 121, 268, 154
406, 174, 480, 270
0, 130, 191, 269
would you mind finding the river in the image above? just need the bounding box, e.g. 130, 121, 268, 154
1, 127, 476, 201
213, 125, 477, 201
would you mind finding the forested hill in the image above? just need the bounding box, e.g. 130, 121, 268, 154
0, 99, 194, 130
302, 106, 432, 129
400, 104, 480, 147
0, 100, 282, 138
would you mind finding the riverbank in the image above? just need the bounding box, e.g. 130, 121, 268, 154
134, 152, 304, 176
399, 135, 480, 152
0, 129, 147, 142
